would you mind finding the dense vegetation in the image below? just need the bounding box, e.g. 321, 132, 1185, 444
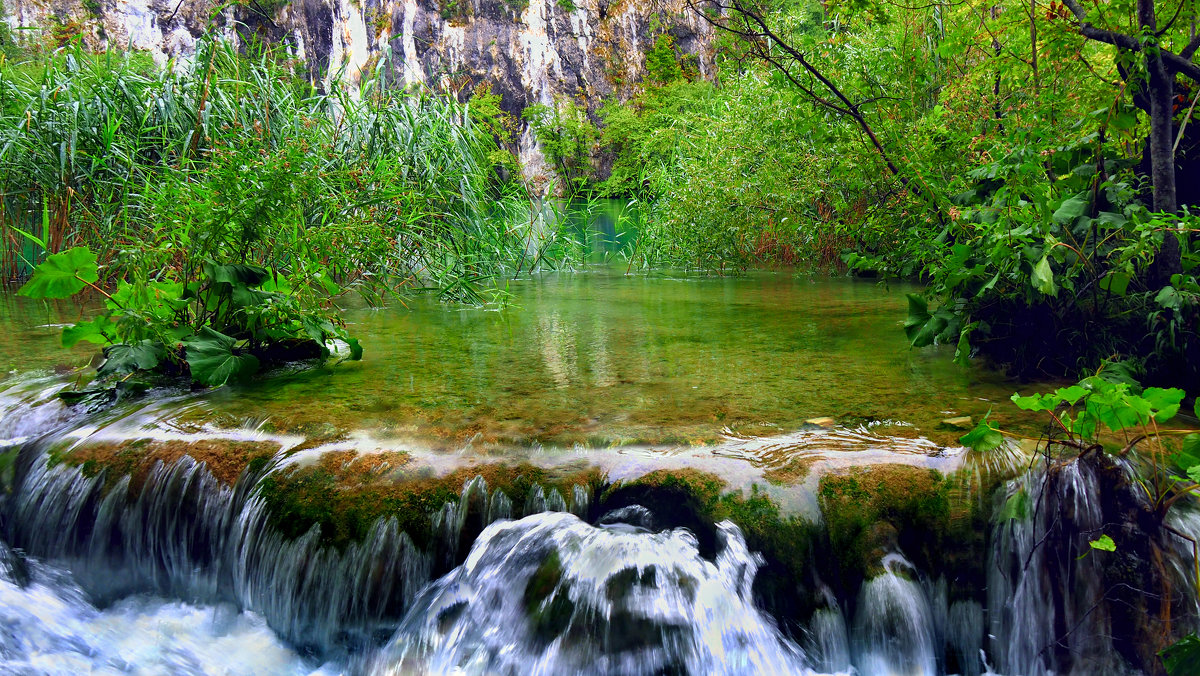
1, 39, 590, 386
523, 0, 1200, 389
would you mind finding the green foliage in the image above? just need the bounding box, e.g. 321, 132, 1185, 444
21, 244, 361, 390
980, 373, 1199, 520
960, 413, 1004, 452
906, 127, 1199, 381
15, 246, 97, 299
1, 39, 575, 304
524, 98, 597, 189
1161, 634, 1200, 676
645, 34, 684, 85
1088, 534, 1116, 551
185, 328, 261, 386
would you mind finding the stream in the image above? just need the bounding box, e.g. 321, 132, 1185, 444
1, 266, 1196, 675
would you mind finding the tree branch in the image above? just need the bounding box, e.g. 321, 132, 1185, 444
1061, 0, 1200, 82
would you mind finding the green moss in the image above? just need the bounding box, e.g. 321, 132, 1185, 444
255, 451, 604, 550
49, 438, 279, 491
818, 465, 986, 598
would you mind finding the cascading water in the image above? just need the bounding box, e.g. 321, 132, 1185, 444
0, 546, 331, 674
851, 554, 938, 676
366, 511, 817, 675
988, 459, 1128, 675
2, 370, 1199, 675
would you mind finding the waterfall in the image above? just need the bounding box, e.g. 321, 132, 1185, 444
4, 374, 1199, 674
367, 511, 815, 675
804, 604, 851, 673
987, 460, 1118, 675
0, 550, 327, 674
851, 554, 937, 676
1, 417, 595, 660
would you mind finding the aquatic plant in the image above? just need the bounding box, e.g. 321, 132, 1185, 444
17, 245, 360, 390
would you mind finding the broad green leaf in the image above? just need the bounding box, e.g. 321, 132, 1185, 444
1096, 361, 1142, 387
98, 340, 165, 377
1155, 286, 1182, 310
960, 414, 1004, 452
231, 285, 276, 308
1142, 387, 1185, 421
954, 324, 974, 367
16, 247, 99, 299
347, 338, 363, 361
62, 315, 115, 348
1175, 434, 1200, 479
903, 294, 931, 345
203, 262, 270, 288
1086, 392, 1148, 431
910, 313, 949, 348
1011, 392, 1058, 411
1032, 256, 1057, 297
184, 327, 260, 386
1052, 194, 1088, 224
1161, 634, 1200, 676
1095, 211, 1128, 228
1098, 272, 1131, 296
1053, 386, 1089, 406
1089, 534, 1115, 551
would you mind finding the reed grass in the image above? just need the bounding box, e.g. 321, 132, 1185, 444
0, 39, 578, 301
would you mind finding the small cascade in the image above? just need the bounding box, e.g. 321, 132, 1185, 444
0, 551, 325, 674
945, 601, 985, 676
851, 554, 937, 676
1165, 505, 1200, 633
804, 603, 851, 673
368, 512, 815, 675
232, 498, 432, 652
5, 453, 237, 603
1, 424, 596, 661
987, 459, 1124, 675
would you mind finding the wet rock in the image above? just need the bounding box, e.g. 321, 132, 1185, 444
940, 416, 973, 429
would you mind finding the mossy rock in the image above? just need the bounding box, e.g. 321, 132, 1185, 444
818, 465, 987, 599
255, 451, 605, 551
48, 437, 280, 492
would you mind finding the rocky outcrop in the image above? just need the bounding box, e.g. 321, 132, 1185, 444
2, 0, 715, 177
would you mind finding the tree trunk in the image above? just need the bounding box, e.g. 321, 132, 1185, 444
1140, 0, 1183, 285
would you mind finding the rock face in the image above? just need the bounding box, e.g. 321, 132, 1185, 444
2, 0, 716, 177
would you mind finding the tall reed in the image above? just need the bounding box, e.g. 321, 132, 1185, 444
0, 39, 568, 300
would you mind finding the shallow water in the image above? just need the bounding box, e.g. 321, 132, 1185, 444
183, 271, 1042, 450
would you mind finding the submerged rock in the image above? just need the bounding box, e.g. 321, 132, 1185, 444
939, 416, 972, 429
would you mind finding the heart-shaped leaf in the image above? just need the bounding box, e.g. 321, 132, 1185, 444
960, 414, 1004, 452
16, 247, 99, 299
184, 327, 259, 386
98, 340, 165, 377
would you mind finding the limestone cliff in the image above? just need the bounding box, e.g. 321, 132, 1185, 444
2, 0, 715, 181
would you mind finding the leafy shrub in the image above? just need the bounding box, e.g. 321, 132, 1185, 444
17, 246, 359, 393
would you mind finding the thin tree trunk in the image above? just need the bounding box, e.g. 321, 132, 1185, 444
1140, 0, 1182, 284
